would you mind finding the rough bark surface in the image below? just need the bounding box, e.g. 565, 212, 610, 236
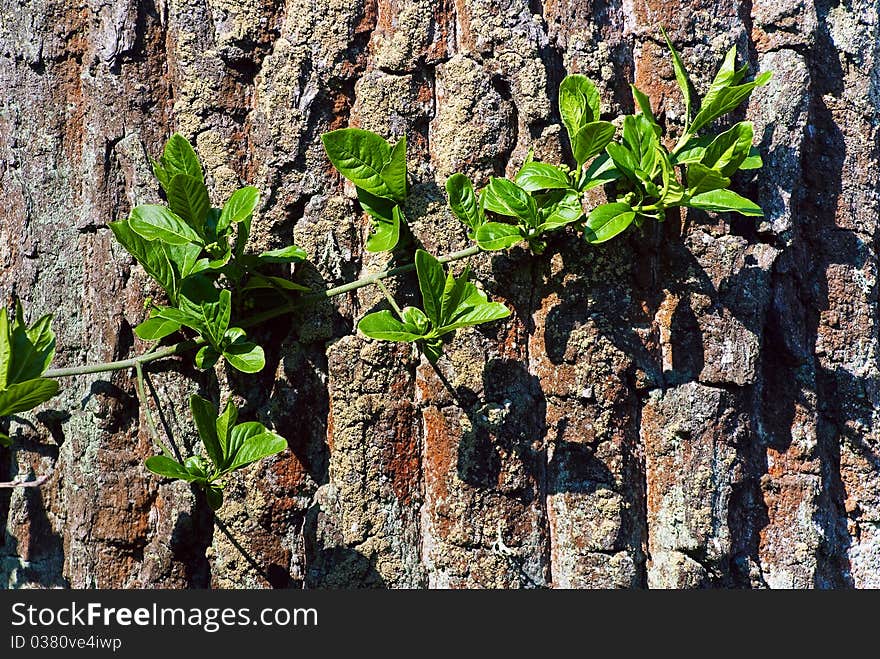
1, 0, 878, 589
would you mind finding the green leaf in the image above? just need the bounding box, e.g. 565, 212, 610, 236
321, 128, 392, 197
204, 484, 224, 511
166, 174, 210, 235
481, 178, 537, 226
161, 133, 203, 183
415, 249, 445, 326
0, 311, 8, 390
446, 173, 482, 233
439, 296, 510, 334
661, 26, 693, 125
194, 345, 221, 370
622, 114, 659, 170
659, 154, 686, 206
572, 121, 616, 170
215, 399, 238, 462
515, 162, 571, 192
135, 317, 181, 341
365, 204, 402, 253
5, 306, 55, 385
538, 190, 584, 231
559, 74, 601, 145
198, 289, 231, 349
217, 186, 260, 233
605, 142, 639, 181
439, 270, 471, 329
358, 310, 426, 342
110, 221, 178, 298
0, 432, 10, 447
0, 378, 59, 417
739, 147, 763, 170
227, 431, 287, 472
401, 307, 430, 335
584, 202, 636, 244
475, 222, 522, 251
422, 338, 444, 364
581, 153, 621, 190
701, 121, 754, 176
224, 421, 265, 471
690, 71, 772, 135
130, 205, 202, 246
145, 455, 195, 481
189, 395, 223, 467
686, 189, 763, 216
185, 456, 210, 482
163, 242, 203, 280
257, 245, 307, 263
379, 135, 407, 202
631, 85, 661, 136
686, 163, 731, 196
222, 342, 265, 373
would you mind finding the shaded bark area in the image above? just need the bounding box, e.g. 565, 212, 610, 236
1, 0, 878, 588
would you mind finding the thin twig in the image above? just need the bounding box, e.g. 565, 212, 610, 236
375, 278, 403, 318
0, 472, 50, 489
135, 360, 173, 458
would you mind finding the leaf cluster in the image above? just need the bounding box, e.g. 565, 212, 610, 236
358, 250, 510, 363
0, 302, 58, 446
145, 394, 287, 510
321, 129, 408, 252
110, 134, 308, 373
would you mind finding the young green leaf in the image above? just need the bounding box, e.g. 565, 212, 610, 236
195, 345, 221, 370
217, 187, 260, 234
135, 317, 181, 341
446, 173, 482, 233
6, 304, 55, 385
226, 431, 287, 472
222, 341, 265, 373
145, 455, 195, 481
379, 135, 407, 202
572, 121, 616, 169
581, 153, 621, 190
584, 202, 636, 244
605, 142, 639, 182
686, 163, 731, 196
166, 174, 210, 235
415, 249, 446, 327
559, 74, 601, 142
163, 242, 203, 280
631, 85, 661, 136
686, 189, 763, 216
109, 221, 178, 298
322, 128, 393, 198
701, 121, 754, 176
0, 309, 10, 390
215, 399, 238, 461
481, 178, 537, 226
661, 26, 693, 125
365, 204, 402, 253
690, 72, 772, 135
437, 289, 510, 333
0, 378, 59, 417
224, 421, 265, 471
160, 133, 204, 183
358, 310, 426, 342
538, 190, 584, 231
190, 395, 223, 468
475, 222, 522, 251
515, 162, 571, 192
257, 245, 307, 263
130, 205, 202, 246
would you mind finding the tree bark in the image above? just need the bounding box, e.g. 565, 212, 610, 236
1, 0, 877, 589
